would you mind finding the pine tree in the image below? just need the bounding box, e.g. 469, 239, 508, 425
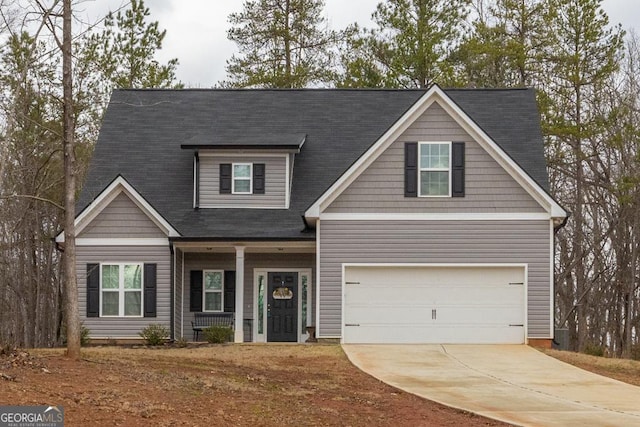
221, 0, 336, 88
453, 0, 550, 87
543, 0, 624, 351
339, 0, 470, 88
84, 0, 180, 89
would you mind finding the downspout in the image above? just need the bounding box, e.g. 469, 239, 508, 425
300, 214, 312, 233
194, 151, 200, 209
169, 243, 175, 341
552, 212, 570, 347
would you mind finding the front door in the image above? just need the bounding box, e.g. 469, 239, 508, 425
267, 272, 298, 342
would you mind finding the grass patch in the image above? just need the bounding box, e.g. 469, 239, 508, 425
543, 348, 640, 387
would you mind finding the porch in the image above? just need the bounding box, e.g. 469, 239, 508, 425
172, 241, 315, 343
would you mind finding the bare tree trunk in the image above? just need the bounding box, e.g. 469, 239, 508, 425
63, 0, 80, 360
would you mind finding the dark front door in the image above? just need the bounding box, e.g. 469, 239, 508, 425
267, 272, 298, 342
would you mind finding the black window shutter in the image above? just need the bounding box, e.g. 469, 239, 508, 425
86, 263, 100, 318
224, 271, 236, 313
220, 163, 232, 194
405, 142, 418, 197
190, 270, 203, 312
253, 163, 265, 194
452, 142, 465, 197
143, 263, 157, 317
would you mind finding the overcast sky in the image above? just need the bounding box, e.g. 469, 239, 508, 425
77, 0, 639, 88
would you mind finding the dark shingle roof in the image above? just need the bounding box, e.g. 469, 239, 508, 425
78, 88, 549, 239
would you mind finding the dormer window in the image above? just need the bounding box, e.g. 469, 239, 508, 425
219, 162, 266, 195
232, 163, 252, 194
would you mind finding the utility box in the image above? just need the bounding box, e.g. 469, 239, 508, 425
553, 328, 569, 350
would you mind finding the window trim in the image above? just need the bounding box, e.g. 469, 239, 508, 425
99, 262, 144, 318
418, 141, 452, 198
203, 269, 224, 313
232, 163, 253, 194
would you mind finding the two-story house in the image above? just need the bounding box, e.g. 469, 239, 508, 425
56, 85, 566, 346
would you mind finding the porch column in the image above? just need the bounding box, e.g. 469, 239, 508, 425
234, 246, 245, 343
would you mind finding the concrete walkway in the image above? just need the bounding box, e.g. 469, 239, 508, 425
343, 345, 640, 427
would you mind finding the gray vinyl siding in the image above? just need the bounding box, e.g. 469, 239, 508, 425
79, 192, 167, 238
182, 252, 315, 341
326, 102, 544, 213
318, 220, 551, 339
174, 248, 183, 339
199, 155, 287, 208
77, 245, 171, 338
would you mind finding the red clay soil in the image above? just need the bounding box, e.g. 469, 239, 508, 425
0, 345, 509, 426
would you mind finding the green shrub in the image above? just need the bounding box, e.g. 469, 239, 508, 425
80, 324, 91, 346
174, 336, 188, 348
203, 326, 233, 344
139, 324, 169, 346
583, 342, 605, 357
61, 322, 91, 347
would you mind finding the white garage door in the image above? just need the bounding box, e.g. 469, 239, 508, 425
343, 265, 526, 344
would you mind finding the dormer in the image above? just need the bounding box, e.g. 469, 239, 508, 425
182, 134, 305, 209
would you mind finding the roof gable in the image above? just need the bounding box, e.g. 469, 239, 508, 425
305, 86, 565, 219
324, 102, 546, 214
79, 192, 168, 238
57, 176, 179, 243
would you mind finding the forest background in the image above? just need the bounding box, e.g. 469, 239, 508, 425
1, 0, 638, 359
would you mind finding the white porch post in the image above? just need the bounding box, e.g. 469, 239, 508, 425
234, 246, 245, 343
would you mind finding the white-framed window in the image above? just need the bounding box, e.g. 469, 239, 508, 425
100, 263, 143, 317
203, 270, 224, 312
419, 142, 451, 197
232, 163, 252, 194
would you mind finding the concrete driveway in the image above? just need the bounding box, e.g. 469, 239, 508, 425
342, 345, 640, 427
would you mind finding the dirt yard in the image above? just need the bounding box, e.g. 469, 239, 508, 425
0, 344, 507, 426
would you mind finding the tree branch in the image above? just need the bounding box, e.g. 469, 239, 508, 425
0, 194, 64, 211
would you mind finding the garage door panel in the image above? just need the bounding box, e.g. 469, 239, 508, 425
344, 324, 525, 344
343, 266, 525, 344
346, 305, 523, 326
347, 285, 522, 302
435, 305, 523, 324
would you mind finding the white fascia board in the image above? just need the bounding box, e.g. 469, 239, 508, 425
304, 85, 567, 220
319, 212, 551, 221
434, 89, 567, 219
56, 176, 180, 243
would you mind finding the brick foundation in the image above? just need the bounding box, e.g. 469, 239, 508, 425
527, 339, 552, 349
